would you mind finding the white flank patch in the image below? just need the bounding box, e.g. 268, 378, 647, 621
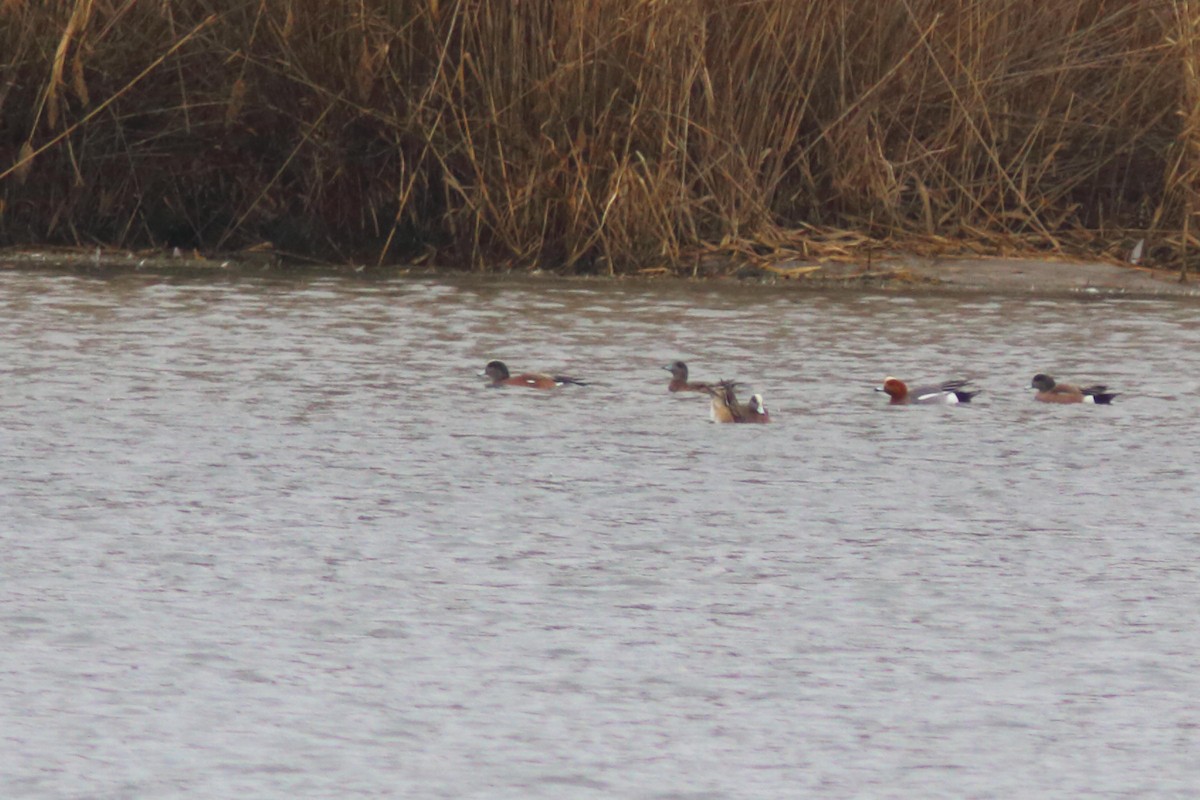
1083, 395, 1096, 404
917, 391, 956, 404
1130, 238, 1144, 265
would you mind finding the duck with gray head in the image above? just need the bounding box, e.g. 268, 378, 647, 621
1030, 373, 1117, 404
480, 360, 587, 389
664, 360, 711, 393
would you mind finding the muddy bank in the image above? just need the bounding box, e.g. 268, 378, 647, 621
762, 255, 1200, 298
1, 246, 1197, 299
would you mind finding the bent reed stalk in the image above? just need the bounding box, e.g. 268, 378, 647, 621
0, 0, 1195, 274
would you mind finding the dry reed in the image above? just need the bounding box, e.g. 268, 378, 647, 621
0, 0, 1192, 274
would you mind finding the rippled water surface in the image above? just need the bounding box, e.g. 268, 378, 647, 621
3, 269, 1200, 798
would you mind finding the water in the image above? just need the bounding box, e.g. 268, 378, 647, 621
2, 269, 1199, 798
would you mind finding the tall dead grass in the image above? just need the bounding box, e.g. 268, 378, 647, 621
0, 0, 1193, 273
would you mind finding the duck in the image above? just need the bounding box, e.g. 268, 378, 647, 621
1030, 373, 1118, 404
480, 360, 586, 389
741, 393, 771, 423
664, 361, 711, 393
876, 376, 980, 405
706, 380, 769, 423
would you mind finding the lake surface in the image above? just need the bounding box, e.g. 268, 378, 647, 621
2, 268, 1199, 798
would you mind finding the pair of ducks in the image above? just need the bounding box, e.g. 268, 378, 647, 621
664, 362, 769, 423
875, 374, 1118, 404
668, 362, 978, 413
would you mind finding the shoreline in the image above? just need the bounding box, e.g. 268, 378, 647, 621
761, 255, 1200, 298
2, 246, 1198, 299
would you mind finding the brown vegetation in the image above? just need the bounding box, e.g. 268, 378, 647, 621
0, 0, 1197, 274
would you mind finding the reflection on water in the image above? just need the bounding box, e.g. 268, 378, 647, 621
2, 270, 1200, 798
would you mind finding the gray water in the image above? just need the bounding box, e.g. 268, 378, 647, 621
2, 269, 1199, 799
